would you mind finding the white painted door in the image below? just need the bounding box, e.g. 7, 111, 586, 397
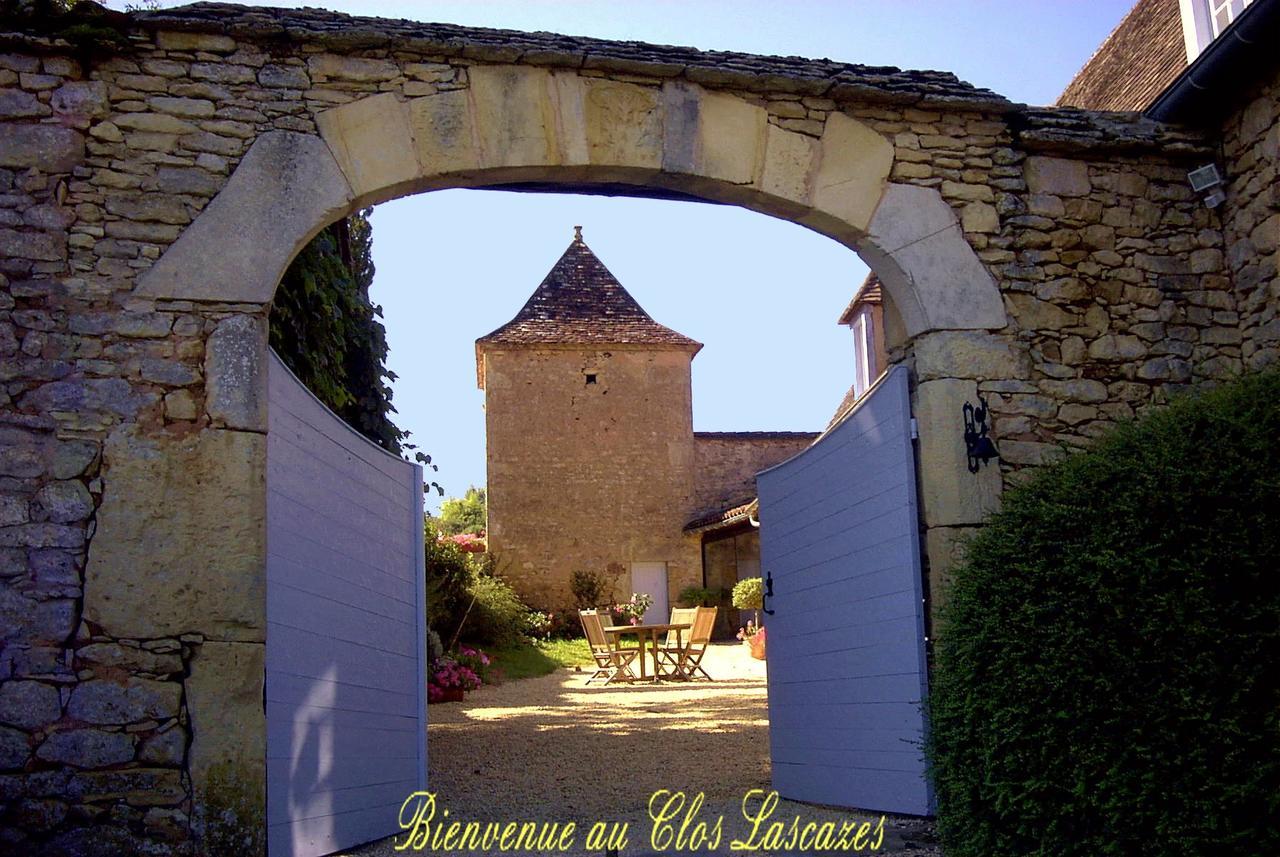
757, 366, 932, 815
630, 561, 670, 624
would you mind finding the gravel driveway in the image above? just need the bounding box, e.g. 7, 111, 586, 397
344, 643, 938, 856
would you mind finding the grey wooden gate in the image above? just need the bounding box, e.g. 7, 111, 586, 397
757, 366, 931, 815
266, 353, 427, 856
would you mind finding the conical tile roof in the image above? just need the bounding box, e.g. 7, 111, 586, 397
476, 228, 702, 351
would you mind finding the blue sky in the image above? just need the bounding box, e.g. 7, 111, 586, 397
116, 1, 1136, 511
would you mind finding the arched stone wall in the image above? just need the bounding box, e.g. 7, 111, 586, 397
0, 5, 1248, 854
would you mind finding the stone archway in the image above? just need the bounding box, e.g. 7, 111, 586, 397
3, 6, 1236, 854
136, 71, 1007, 338
117, 69, 1012, 851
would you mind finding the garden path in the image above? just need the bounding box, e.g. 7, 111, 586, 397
344, 643, 938, 856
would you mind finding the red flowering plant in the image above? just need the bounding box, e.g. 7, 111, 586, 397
428, 655, 481, 701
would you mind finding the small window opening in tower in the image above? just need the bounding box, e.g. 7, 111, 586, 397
585, 373, 598, 385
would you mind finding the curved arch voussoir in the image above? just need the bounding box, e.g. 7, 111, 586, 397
136, 131, 354, 304
860, 183, 1007, 336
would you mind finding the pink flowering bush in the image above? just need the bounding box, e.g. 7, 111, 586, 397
443, 532, 487, 553
429, 655, 481, 694
454, 645, 492, 682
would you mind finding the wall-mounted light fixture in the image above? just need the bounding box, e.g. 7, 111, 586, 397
963, 396, 999, 474
1187, 163, 1225, 208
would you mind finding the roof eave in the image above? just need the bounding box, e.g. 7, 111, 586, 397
1145, 0, 1280, 124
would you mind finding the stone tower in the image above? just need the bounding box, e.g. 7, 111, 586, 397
476, 228, 704, 612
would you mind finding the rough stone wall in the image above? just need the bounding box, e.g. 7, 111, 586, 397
1221, 64, 1280, 369
0, 6, 1267, 853
483, 347, 702, 610
691, 433, 817, 520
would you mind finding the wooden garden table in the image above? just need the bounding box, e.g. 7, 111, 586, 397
603, 622, 690, 682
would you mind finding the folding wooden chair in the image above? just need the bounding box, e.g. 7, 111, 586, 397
657, 607, 698, 678
579, 609, 637, 686
668, 606, 717, 681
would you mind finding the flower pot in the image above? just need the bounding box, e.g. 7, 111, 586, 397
429, 687, 465, 704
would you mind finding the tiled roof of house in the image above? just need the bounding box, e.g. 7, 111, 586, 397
684, 497, 759, 534
476, 228, 702, 351
837, 271, 883, 326
1056, 0, 1186, 112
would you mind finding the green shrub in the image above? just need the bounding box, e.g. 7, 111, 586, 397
455, 555, 530, 649
424, 521, 471, 641
677, 585, 723, 607
928, 370, 1280, 857
570, 568, 610, 608
731, 577, 764, 611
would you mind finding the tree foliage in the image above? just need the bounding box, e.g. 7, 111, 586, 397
928, 369, 1280, 857
270, 211, 409, 454
434, 487, 486, 535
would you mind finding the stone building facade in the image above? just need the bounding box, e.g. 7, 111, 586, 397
0, 0, 1274, 852
476, 231, 814, 615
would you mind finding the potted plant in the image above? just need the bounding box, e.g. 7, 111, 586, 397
428, 654, 482, 703
733, 578, 766, 659
611, 592, 655, 625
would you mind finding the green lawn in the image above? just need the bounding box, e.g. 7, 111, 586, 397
487, 638, 592, 683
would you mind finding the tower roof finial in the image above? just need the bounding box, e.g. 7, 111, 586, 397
573, 225, 583, 242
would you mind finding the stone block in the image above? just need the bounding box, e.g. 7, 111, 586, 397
51, 81, 108, 127
137, 725, 185, 766
0, 591, 76, 643
578, 75, 664, 172
204, 314, 266, 432
315, 92, 420, 204
924, 525, 978, 626
0, 124, 84, 172
18, 377, 156, 421
187, 640, 265, 855
810, 112, 892, 234
914, 330, 1025, 381
137, 131, 355, 304
860, 183, 1007, 335
83, 427, 266, 642
469, 65, 561, 172
914, 378, 1002, 528
155, 30, 237, 52
0, 725, 29, 769
408, 89, 479, 178
758, 122, 818, 208
36, 728, 135, 767
307, 54, 398, 82
1025, 156, 1090, 196
1006, 293, 1078, 330
67, 679, 181, 725
0, 228, 67, 262
76, 643, 182, 676
960, 201, 999, 233
67, 768, 185, 805
0, 88, 46, 118
0, 680, 62, 730
32, 480, 93, 524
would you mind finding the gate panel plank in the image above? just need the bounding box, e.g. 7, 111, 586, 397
266, 353, 426, 856
758, 366, 931, 815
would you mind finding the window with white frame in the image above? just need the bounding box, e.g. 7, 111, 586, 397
1180, 0, 1254, 61
1210, 0, 1252, 36
852, 307, 877, 399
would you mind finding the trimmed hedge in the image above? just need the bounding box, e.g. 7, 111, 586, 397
928, 370, 1280, 857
